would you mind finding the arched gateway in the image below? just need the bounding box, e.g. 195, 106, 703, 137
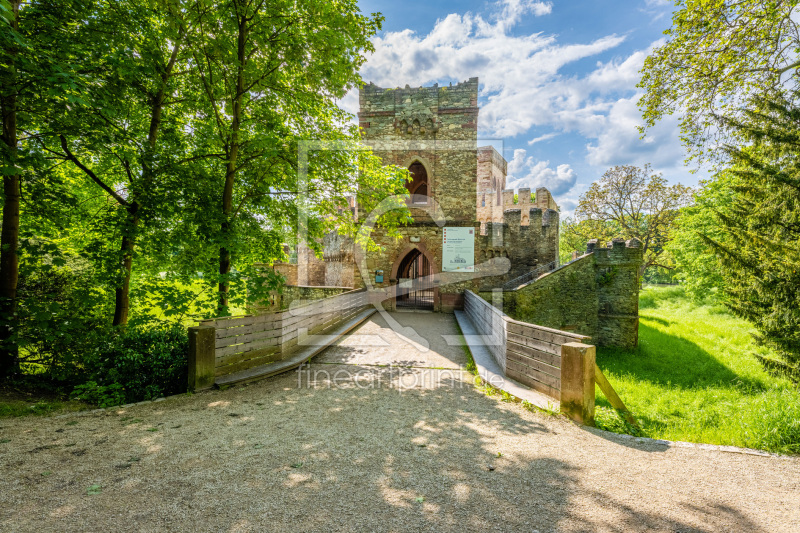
394, 248, 434, 310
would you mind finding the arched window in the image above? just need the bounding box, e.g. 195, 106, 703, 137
407, 161, 429, 204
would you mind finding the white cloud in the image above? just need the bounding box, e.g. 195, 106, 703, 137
496, 1, 553, 29
527, 132, 559, 145
351, 2, 695, 190
506, 148, 577, 195
585, 96, 684, 169
360, 9, 626, 139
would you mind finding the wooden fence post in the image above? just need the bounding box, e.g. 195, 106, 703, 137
188, 325, 216, 391
560, 342, 596, 425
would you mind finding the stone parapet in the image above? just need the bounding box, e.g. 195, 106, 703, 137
483, 239, 643, 349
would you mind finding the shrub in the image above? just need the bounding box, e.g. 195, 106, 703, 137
75, 325, 189, 406
15, 262, 111, 378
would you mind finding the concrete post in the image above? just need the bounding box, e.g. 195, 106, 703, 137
188, 326, 216, 391
560, 342, 596, 425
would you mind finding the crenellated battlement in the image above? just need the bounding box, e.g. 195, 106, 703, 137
475, 206, 560, 281
501, 207, 559, 227
502, 187, 558, 214
360, 77, 478, 98
359, 78, 478, 114
587, 237, 642, 265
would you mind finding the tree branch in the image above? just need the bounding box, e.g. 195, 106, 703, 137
59, 135, 129, 207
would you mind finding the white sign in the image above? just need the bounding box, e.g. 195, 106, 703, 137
442, 227, 475, 272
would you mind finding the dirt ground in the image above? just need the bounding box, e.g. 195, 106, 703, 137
1, 313, 799, 532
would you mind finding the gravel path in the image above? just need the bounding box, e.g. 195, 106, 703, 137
1, 312, 798, 532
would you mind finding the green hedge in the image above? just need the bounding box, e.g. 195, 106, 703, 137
71, 325, 188, 407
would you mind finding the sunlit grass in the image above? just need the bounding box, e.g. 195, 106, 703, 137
595, 286, 800, 454
133, 278, 249, 326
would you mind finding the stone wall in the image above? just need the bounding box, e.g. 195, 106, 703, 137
257, 285, 351, 313
480, 238, 642, 348
357, 79, 481, 311
502, 187, 558, 218
272, 263, 298, 286
476, 207, 559, 284
363, 221, 485, 313
477, 146, 507, 233
358, 78, 479, 225
350, 77, 561, 311
593, 238, 643, 347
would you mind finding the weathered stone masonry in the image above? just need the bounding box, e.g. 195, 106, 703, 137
481, 238, 643, 348
268, 77, 641, 349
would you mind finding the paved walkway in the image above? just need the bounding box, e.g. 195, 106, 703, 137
1, 312, 799, 532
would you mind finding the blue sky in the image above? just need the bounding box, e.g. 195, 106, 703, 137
348, 0, 705, 215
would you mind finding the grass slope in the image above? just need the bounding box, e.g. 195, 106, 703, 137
595, 286, 800, 454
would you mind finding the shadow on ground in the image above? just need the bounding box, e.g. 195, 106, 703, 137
599, 322, 767, 392
0, 312, 794, 532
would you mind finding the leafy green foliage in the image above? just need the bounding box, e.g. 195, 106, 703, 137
639, 0, 800, 162
1, 1, 407, 401
74, 325, 189, 406
70, 382, 125, 408
717, 97, 800, 380
561, 165, 692, 275
677, 92, 800, 380
667, 173, 735, 300
15, 259, 111, 377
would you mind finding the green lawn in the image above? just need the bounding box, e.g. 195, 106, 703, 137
595, 286, 800, 454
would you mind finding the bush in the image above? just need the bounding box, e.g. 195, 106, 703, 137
73, 325, 189, 406
15, 262, 111, 378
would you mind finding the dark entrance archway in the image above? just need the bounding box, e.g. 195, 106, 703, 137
407, 161, 429, 205
395, 249, 434, 310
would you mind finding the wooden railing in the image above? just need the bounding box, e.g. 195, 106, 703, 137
463, 290, 507, 372
464, 290, 590, 400
189, 289, 369, 388
464, 290, 632, 426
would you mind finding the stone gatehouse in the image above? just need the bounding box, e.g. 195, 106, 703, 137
275, 78, 562, 310
269, 77, 642, 347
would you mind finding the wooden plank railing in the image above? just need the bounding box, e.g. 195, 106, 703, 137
194, 289, 368, 382
505, 319, 590, 398
464, 290, 590, 400
464, 290, 634, 426
463, 290, 507, 372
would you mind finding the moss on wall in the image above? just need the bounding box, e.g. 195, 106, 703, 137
479, 239, 643, 348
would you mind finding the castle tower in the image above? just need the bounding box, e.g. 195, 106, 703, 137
358, 78, 479, 223
477, 146, 507, 234
357, 78, 481, 311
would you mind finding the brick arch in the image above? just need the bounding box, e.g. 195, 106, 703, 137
390, 243, 438, 280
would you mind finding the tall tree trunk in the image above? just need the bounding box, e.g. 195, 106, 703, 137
217, 17, 246, 316
111, 38, 181, 326
112, 205, 138, 326
0, 2, 21, 377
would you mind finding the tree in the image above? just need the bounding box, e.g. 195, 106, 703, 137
668, 173, 735, 298
695, 92, 800, 381
638, 0, 800, 161
0, 0, 93, 375
566, 165, 693, 277
0, 0, 22, 375
188, 0, 408, 315
37, 1, 204, 326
